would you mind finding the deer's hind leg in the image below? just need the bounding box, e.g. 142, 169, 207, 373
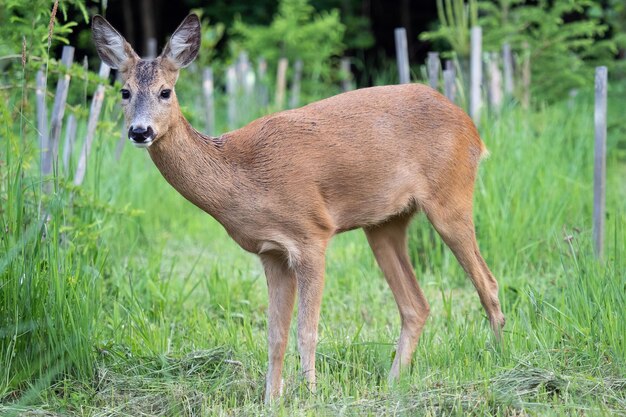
424, 194, 505, 338
364, 213, 430, 381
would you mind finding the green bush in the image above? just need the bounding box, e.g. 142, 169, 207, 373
421, 0, 616, 103
419, 0, 479, 60
594, 0, 626, 76
0, 0, 88, 62
231, 0, 346, 98
479, 0, 615, 102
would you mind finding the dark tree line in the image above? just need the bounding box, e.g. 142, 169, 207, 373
73, 0, 440, 77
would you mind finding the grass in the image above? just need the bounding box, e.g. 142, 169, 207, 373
0, 66, 625, 416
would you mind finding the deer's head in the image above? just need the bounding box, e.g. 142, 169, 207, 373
92, 14, 201, 148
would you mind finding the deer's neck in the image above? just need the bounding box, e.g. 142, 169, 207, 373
147, 113, 234, 219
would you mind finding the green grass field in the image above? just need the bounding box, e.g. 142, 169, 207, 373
1, 77, 625, 416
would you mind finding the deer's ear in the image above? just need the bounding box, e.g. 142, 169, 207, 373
161, 14, 201, 69
92, 15, 138, 69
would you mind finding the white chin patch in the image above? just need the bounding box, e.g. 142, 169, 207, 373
131, 140, 153, 148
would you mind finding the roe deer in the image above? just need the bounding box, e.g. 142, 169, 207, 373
93, 14, 505, 402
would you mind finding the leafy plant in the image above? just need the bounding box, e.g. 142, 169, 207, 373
590, 0, 626, 76
0, 0, 88, 62
419, 0, 478, 59
231, 0, 346, 94
480, 0, 614, 102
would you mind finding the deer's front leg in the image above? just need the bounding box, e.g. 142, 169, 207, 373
295, 248, 327, 392
261, 253, 297, 403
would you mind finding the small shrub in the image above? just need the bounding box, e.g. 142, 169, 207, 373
231, 0, 346, 98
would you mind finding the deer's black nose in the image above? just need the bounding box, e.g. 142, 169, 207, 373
128, 126, 154, 143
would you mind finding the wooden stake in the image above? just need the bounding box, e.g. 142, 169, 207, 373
394, 28, 410, 84
275, 57, 288, 109
289, 59, 303, 109
522, 41, 531, 109
340, 57, 354, 92
593, 66, 607, 259
443, 60, 456, 103
146, 37, 157, 59
488, 52, 502, 110
62, 113, 77, 174
114, 125, 127, 161
74, 63, 110, 186
44, 45, 74, 179
257, 57, 269, 109
226, 65, 237, 129
443, 69, 456, 103
427, 52, 440, 90
36, 69, 48, 171
202, 67, 215, 136
470, 27, 482, 123
502, 43, 514, 96
237, 51, 254, 96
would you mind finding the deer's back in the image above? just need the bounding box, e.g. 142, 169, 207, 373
222, 83, 484, 234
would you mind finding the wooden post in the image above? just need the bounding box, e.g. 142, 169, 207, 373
394, 28, 410, 84
443, 60, 456, 103
74, 63, 111, 186
275, 57, 288, 109
427, 52, 440, 90
62, 113, 77, 174
83, 55, 88, 81
443, 69, 456, 103
236, 51, 255, 96
289, 59, 303, 109
114, 126, 127, 161
487, 52, 503, 111
226, 65, 237, 129
522, 41, 531, 109
340, 57, 354, 92
470, 27, 482, 123
146, 38, 157, 59
43, 45, 74, 179
36, 69, 48, 171
502, 43, 514, 96
593, 66, 607, 259
236, 52, 248, 84
202, 67, 215, 136
568, 89, 579, 109
257, 57, 269, 109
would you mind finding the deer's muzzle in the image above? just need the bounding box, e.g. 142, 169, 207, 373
128, 125, 155, 147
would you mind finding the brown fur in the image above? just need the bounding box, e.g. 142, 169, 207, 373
93, 14, 505, 403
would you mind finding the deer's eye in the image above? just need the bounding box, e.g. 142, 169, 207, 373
120, 89, 131, 100
160, 89, 171, 99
